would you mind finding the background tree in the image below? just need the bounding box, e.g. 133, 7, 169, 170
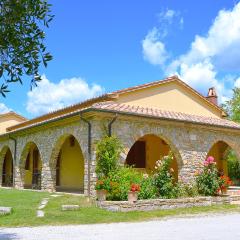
222, 87, 240, 185
0, 0, 53, 97
222, 87, 240, 123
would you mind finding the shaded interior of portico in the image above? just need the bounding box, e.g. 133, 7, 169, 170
2, 148, 13, 187
55, 135, 84, 193
207, 141, 240, 185
207, 141, 229, 176
23, 143, 42, 189
125, 134, 178, 181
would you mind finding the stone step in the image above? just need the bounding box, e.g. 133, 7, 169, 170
36, 210, 44, 218
228, 186, 240, 190
62, 205, 80, 211
0, 207, 12, 215
227, 189, 240, 196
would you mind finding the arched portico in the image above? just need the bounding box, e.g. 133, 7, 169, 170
20, 142, 42, 189
1, 147, 13, 187
124, 133, 180, 181
206, 140, 240, 185
50, 134, 85, 193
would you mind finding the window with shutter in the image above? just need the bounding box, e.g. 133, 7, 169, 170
126, 141, 146, 168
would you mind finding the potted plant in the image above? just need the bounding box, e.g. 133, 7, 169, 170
218, 175, 233, 195
95, 178, 109, 201
128, 183, 140, 203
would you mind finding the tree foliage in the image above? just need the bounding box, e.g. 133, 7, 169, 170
0, 0, 53, 97
222, 87, 240, 122
96, 136, 123, 178
227, 150, 240, 184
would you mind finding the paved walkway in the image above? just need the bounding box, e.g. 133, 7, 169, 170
1, 213, 240, 240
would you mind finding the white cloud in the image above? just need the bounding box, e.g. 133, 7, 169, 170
174, 3, 240, 68
158, 9, 176, 23
158, 9, 182, 26
234, 77, 240, 88
142, 9, 183, 66
175, 60, 230, 102
143, 3, 240, 103
0, 103, 11, 114
26, 75, 104, 116
142, 27, 168, 65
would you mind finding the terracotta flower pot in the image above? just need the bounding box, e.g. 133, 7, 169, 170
128, 191, 138, 203
96, 189, 107, 201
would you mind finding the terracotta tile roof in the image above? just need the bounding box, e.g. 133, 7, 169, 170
91, 102, 240, 130
6, 94, 116, 132
4, 101, 240, 134
6, 75, 228, 133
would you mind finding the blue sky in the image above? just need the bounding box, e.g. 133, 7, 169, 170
1, 0, 240, 118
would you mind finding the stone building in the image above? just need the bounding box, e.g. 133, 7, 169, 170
1, 76, 240, 196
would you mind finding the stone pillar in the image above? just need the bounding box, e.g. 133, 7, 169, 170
89, 152, 97, 197
178, 150, 206, 183
41, 162, 55, 192
88, 120, 104, 197
14, 166, 23, 189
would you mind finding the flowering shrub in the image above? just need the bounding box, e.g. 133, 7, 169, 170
196, 156, 223, 196
138, 174, 157, 199
107, 167, 142, 200
217, 175, 232, 194
95, 178, 111, 191
153, 153, 179, 198
130, 183, 140, 192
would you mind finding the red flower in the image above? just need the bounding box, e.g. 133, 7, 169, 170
130, 183, 140, 192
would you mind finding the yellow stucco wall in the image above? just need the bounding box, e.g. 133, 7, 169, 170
207, 141, 228, 176
116, 81, 222, 118
24, 146, 42, 188
0, 113, 25, 134
58, 137, 84, 190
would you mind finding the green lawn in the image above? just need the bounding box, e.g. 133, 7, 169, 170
0, 188, 240, 227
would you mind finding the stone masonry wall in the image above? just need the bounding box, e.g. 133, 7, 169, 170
110, 117, 240, 184
0, 113, 240, 197
97, 195, 240, 212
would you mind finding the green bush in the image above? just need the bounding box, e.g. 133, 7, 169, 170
153, 153, 179, 199
227, 150, 240, 185
108, 167, 142, 201
96, 135, 123, 178
138, 175, 157, 199
177, 182, 199, 198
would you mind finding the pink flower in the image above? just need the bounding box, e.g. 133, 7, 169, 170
207, 156, 215, 164
204, 156, 215, 166
203, 161, 208, 166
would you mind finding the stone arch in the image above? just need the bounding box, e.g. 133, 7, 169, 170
206, 138, 240, 185
19, 141, 42, 189
0, 146, 13, 187
120, 131, 183, 170
49, 133, 85, 193
121, 131, 182, 181
206, 138, 240, 161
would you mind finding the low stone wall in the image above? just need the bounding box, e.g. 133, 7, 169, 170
97, 195, 240, 212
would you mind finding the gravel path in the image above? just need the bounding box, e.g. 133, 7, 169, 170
1, 213, 240, 240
